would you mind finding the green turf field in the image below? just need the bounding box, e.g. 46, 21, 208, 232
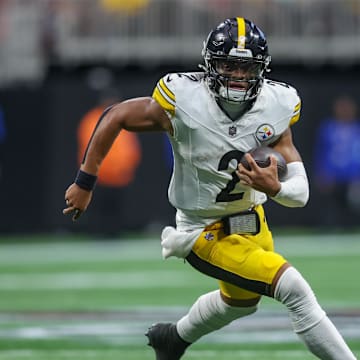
0, 233, 359, 359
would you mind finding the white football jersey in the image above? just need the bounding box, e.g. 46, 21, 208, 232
153, 72, 301, 230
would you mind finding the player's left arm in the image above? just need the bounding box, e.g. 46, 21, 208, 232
269, 95, 309, 207
238, 128, 309, 207
271, 127, 302, 163
271, 128, 309, 207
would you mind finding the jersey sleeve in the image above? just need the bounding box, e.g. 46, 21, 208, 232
282, 84, 301, 126
152, 75, 176, 117
289, 97, 301, 126
271, 80, 302, 127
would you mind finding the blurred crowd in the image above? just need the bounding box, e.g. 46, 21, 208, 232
1, 0, 360, 87
1, 0, 360, 233
313, 95, 360, 227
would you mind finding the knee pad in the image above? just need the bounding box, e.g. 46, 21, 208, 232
274, 267, 326, 333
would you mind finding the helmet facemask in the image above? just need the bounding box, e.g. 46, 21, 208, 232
201, 17, 271, 104
205, 55, 269, 103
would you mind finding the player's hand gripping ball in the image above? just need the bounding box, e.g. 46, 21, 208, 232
240, 146, 288, 180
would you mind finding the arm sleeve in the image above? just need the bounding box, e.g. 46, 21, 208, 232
271, 161, 309, 208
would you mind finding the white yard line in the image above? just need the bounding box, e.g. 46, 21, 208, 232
188, 349, 314, 358
0, 235, 359, 265
0, 349, 318, 359
0, 309, 359, 343
0, 271, 199, 290
0, 350, 120, 359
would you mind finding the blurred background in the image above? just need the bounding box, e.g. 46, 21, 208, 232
0, 2, 359, 359
1, 0, 360, 236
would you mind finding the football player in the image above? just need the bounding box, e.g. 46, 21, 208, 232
63, 17, 356, 359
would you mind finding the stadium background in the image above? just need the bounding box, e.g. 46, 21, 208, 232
0, 0, 360, 234
0, 1, 359, 359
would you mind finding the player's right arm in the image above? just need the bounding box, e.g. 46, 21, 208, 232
63, 96, 171, 221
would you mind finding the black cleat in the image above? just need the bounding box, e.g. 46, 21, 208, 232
145, 322, 190, 360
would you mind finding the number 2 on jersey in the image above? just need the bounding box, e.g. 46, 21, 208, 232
216, 150, 245, 202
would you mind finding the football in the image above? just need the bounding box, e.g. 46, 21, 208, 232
240, 146, 288, 180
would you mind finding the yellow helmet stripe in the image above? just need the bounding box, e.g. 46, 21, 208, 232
236, 17, 246, 49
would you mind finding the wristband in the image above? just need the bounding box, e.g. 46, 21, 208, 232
75, 170, 97, 191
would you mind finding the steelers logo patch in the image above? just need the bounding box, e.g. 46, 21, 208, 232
256, 124, 275, 142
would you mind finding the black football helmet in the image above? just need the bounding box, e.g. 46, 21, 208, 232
201, 17, 271, 103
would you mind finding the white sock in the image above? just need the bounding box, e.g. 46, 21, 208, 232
275, 267, 356, 359
298, 316, 356, 359
176, 290, 257, 343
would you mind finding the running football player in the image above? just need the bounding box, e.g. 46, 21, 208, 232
63, 17, 356, 359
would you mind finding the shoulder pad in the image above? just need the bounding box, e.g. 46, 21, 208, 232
152, 72, 204, 116
152, 73, 176, 116
264, 79, 301, 126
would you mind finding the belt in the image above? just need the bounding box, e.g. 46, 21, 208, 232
204, 222, 224, 231
205, 208, 260, 235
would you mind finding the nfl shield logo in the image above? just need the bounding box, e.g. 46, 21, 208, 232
204, 232, 214, 241
229, 126, 237, 136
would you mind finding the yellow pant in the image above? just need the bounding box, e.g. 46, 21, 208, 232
186, 205, 288, 304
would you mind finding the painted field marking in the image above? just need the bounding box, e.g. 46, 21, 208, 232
0, 309, 359, 343
0, 234, 359, 265
0, 270, 201, 290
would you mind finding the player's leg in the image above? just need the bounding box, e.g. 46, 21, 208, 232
188, 226, 356, 359
147, 266, 357, 360
183, 204, 356, 359
176, 209, 280, 341
147, 204, 356, 359
147, 205, 273, 359
176, 286, 260, 343
146, 287, 260, 360
274, 266, 356, 359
